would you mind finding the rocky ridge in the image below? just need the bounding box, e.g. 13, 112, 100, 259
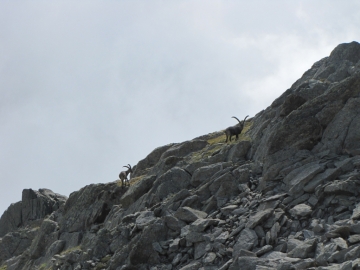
2, 41, 360, 269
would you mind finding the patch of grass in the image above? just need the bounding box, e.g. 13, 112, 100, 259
101, 255, 112, 263
60, 245, 82, 255
207, 133, 226, 145
95, 262, 107, 270
0, 265, 7, 270
38, 263, 51, 270
116, 175, 144, 188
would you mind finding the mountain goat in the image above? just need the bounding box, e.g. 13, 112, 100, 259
119, 164, 133, 187
225, 115, 249, 143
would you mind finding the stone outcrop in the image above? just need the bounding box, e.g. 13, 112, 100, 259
2, 41, 360, 269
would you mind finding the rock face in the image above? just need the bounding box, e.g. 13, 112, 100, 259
2, 41, 360, 269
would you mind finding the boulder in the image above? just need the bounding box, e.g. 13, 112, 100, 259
190, 163, 223, 187
289, 204, 312, 217
246, 209, 274, 229
233, 228, 258, 258
0, 189, 67, 237
174, 207, 207, 223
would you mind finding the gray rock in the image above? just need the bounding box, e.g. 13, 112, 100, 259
283, 162, 325, 195
215, 231, 229, 244
129, 220, 168, 265
304, 167, 341, 193
245, 209, 273, 229
151, 167, 192, 203
163, 215, 187, 232
351, 202, 360, 220
120, 175, 157, 208
194, 241, 208, 259
324, 179, 359, 195
233, 228, 258, 257
179, 261, 202, 270
331, 237, 348, 250
203, 252, 217, 264
348, 234, 360, 244
256, 245, 273, 257
289, 204, 312, 217
135, 211, 157, 229
189, 218, 219, 232
175, 207, 207, 223
288, 238, 317, 259
29, 219, 59, 259
191, 163, 224, 187
163, 140, 208, 160
132, 143, 174, 178
0, 189, 67, 237
287, 238, 303, 253
226, 140, 251, 162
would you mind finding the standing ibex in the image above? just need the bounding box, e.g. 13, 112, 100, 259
119, 164, 133, 187
225, 115, 249, 143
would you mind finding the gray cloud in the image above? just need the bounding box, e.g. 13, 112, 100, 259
1, 1, 360, 215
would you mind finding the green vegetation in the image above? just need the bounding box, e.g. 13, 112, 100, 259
60, 245, 82, 255
38, 263, 51, 270
116, 175, 144, 188
0, 265, 7, 270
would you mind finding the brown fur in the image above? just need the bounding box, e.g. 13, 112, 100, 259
119, 164, 133, 187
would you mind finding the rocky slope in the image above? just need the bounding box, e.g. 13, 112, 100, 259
2, 41, 360, 270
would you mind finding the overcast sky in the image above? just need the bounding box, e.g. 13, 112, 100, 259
1, 1, 360, 216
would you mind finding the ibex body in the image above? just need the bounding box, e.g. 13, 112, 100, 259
225, 115, 249, 143
119, 164, 133, 187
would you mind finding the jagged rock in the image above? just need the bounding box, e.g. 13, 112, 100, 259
0, 228, 38, 262
280, 93, 307, 116
163, 215, 186, 232
0, 188, 66, 237
189, 218, 219, 232
233, 228, 258, 258
179, 261, 202, 270
304, 167, 341, 193
287, 238, 303, 253
129, 220, 168, 265
132, 144, 175, 178
120, 175, 157, 208
151, 167, 192, 203
289, 204, 312, 217
191, 163, 224, 187
324, 179, 359, 195
246, 209, 273, 229
284, 162, 325, 195
288, 238, 317, 259
60, 182, 123, 233
348, 234, 360, 244
351, 203, 360, 220
226, 140, 251, 162
135, 211, 157, 229
175, 207, 207, 223
29, 219, 59, 259
332, 237, 348, 250
167, 140, 209, 159
209, 172, 239, 207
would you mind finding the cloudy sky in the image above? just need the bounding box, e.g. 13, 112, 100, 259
1, 1, 359, 216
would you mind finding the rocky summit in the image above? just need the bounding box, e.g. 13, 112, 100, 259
2, 41, 360, 270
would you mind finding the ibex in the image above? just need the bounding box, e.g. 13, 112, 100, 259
119, 164, 133, 187
225, 115, 249, 143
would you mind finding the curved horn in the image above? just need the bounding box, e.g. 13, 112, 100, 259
123, 165, 130, 169
231, 116, 241, 124
242, 115, 249, 124
128, 164, 132, 169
